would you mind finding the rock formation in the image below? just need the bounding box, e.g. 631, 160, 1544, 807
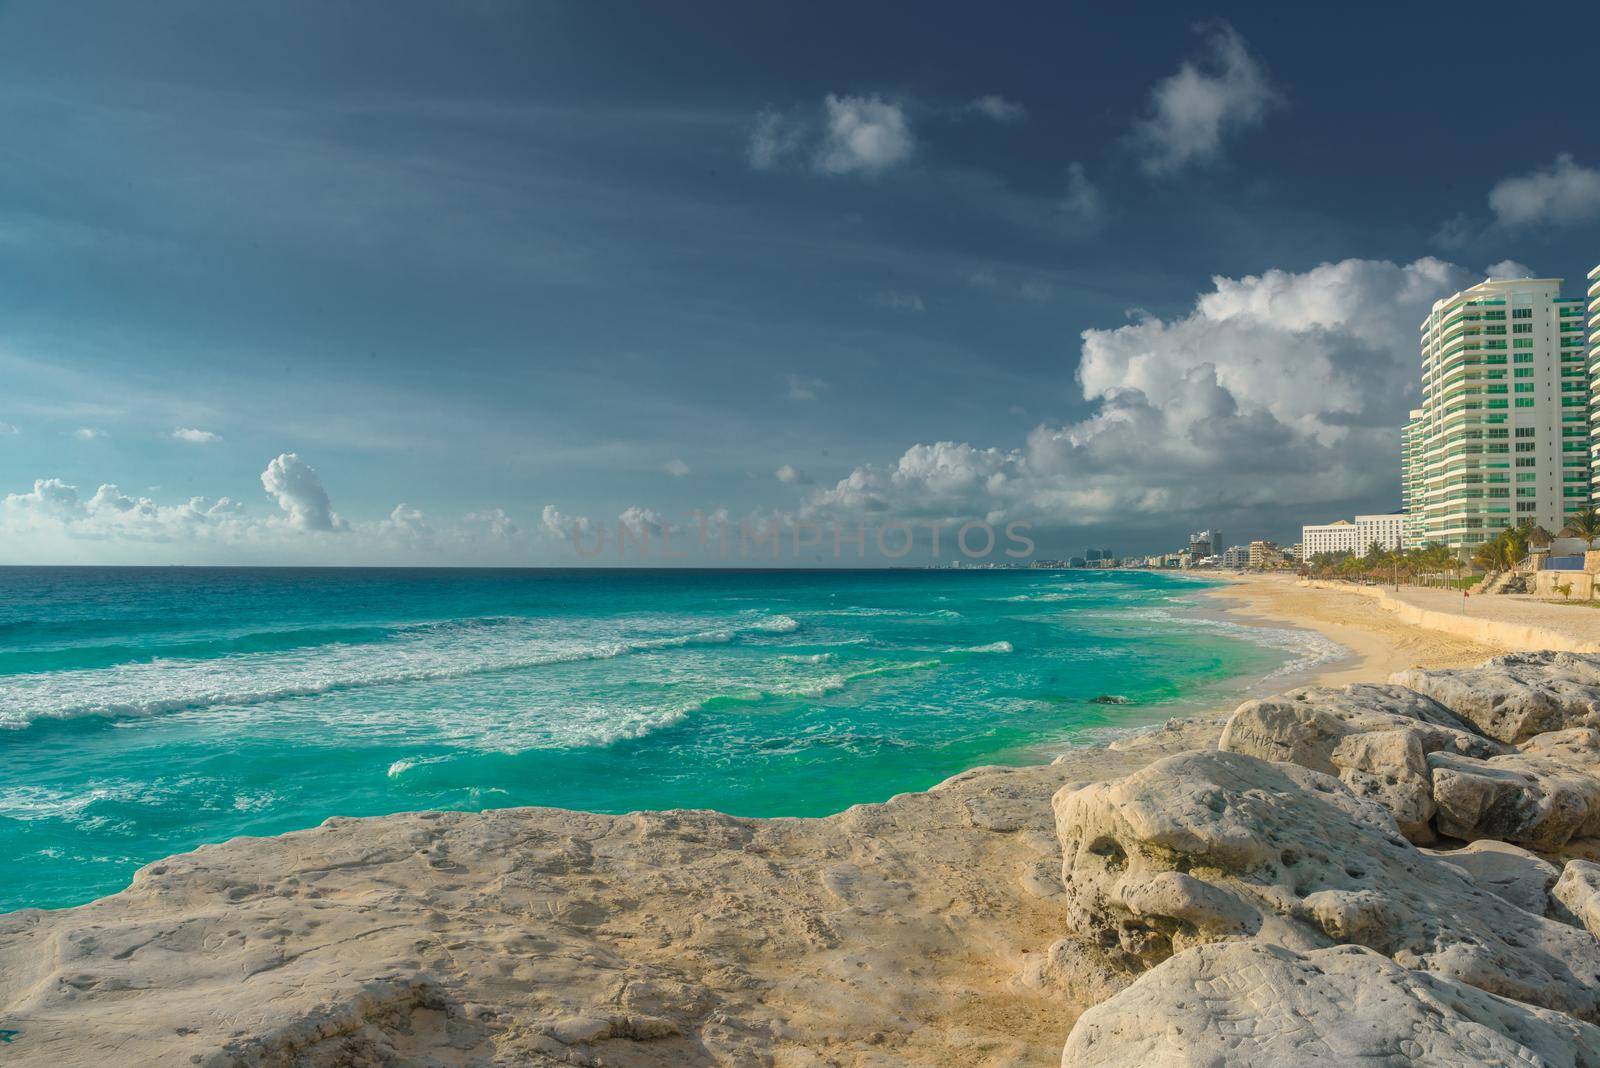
1052, 748, 1600, 1019
1393, 651, 1600, 743
1062, 941, 1600, 1067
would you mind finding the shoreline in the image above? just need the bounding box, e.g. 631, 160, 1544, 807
6, 578, 1600, 1063
1203, 572, 1504, 684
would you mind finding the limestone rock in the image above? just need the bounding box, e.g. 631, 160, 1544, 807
1061, 941, 1600, 1067
1219, 683, 1502, 842
1393, 652, 1600, 743
1555, 860, 1600, 937
1422, 839, 1559, 914
1427, 731, 1600, 850
1053, 749, 1600, 1019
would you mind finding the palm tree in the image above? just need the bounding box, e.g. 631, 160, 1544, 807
1568, 506, 1600, 541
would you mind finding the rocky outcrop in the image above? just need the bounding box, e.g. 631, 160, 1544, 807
1218, 683, 1501, 842
1061, 941, 1600, 1067
0, 717, 1234, 1068
1428, 731, 1600, 850
1052, 749, 1600, 1019
1393, 652, 1600, 743
1423, 839, 1560, 914
1555, 860, 1600, 937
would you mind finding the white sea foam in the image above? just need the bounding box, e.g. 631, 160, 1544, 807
0, 612, 806, 731
1094, 605, 1347, 680
950, 641, 1013, 653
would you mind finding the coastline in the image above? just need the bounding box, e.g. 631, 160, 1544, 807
1203, 572, 1503, 685
8, 577, 1600, 1064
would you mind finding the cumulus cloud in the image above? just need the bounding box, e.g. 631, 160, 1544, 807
260, 452, 343, 532
1130, 23, 1282, 176
463, 507, 517, 541
3, 476, 247, 544
871, 290, 926, 313
749, 95, 915, 177
803, 257, 1473, 531
963, 94, 1026, 123
1485, 259, 1536, 280
816, 94, 914, 176
171, 427, 222, 444
785, 373, 828, 401
1488, 155, 1600, 228
73, 427, 105, 440
775, 463, 813, 485
663, 458, 691, 477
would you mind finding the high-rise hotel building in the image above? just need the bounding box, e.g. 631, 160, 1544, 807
1591, 263, 1600, 495
1403, 277, 1590, 549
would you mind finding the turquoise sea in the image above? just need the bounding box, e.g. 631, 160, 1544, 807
0, 567, 1342, 911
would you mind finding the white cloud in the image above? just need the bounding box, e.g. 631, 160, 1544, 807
964, 94, 1026, 123
871, 290, 926, 313
1060, 162, 1104, 227
748, 94, 915, 178
1484, 259, 1536, 280
815, 95, 915, 176
260, 452, 343, 532
171, 427, 222, 444
747, 107, 804, 170
663, 458, 691, 477
539, 504, 592, 541
73, 427, 106, 440
775, 463, 813, 485
1130, 23, 1282, 176
785, 373, 828, 401
617, 505, 674, 538
804, 257, 1472, 530
1488, 154, 1600, 227
462, 507, 517, 541
3, 476, 247, 545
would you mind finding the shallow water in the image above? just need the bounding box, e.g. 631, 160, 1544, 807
0, 566, 1337, 910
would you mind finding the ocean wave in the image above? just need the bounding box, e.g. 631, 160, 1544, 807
948, 641, 1013, 654
0, 612, 805, 731
1096, 606, 1346, 680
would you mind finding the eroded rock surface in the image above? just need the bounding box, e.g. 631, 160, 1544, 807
0, 720, 1226, 1068
1219, 683, 1500, 841
1556, 860, 1600, 938
1061, 941, 1600, 1068
1393, 652, 1600, 743
1422, 839, 1560, 914
1428, 731, 1600, 849
1053, 749, 1600, 1019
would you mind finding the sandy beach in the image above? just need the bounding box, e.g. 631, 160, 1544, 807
1206, 574, 1502, 686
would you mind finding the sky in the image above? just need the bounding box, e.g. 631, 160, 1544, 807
3, 1, 1600, 565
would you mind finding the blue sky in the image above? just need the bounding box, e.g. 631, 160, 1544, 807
3, 1, 1599, 564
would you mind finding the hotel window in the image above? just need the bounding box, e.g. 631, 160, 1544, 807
1514, 353, 1533, 362
1513, 324, 1532, 333
1513, 308, 1533, 319
1516, 456, 1536, 465
1513, 339, 1533, 349
1514, 368, 1533, 377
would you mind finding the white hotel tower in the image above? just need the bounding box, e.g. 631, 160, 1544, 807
1591, 262, 1600, 496
1403, 277, 1590, 549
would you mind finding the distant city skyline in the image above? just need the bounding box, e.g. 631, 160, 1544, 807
3, 3, 1599, 564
